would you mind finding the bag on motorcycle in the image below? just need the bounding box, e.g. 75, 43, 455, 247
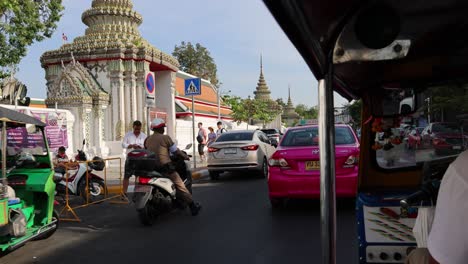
90, 156, 105, 171
412, 207, 435, 248
127, 149, 157, 171
9, 209, 26, 237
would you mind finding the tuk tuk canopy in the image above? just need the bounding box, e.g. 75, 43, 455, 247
0, 106, 46, 127
263, 0, 468, 100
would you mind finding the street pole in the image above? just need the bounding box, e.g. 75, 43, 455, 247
426, 97, 431, 124
319, 76, 337, 264
217, 85, 221, 120
192, 95, 197, 169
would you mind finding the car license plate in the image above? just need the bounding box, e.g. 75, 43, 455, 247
305, 161, 320, 170
134, 185, 152, 193
453, 145, 462, 150
224, 148, 237, 154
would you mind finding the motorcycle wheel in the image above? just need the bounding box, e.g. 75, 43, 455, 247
33, 210, 59, 240
138, 203, 158, 226
79, 179, 108, 203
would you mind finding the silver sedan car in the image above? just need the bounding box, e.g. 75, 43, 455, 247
207, 130, 277, 180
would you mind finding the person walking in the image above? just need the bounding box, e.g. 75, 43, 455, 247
197, 122, 208, 162
216, 121, 227, 136
207, 127, 217, 147
122, 120, 147, 195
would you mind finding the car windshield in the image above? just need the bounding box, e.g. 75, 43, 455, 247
281, 126, 356, 147
261, 129, 278, 135
2, 125, 48, 156
216, 132, 254, 142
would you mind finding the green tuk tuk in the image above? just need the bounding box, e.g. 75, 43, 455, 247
0, 106, 58, 253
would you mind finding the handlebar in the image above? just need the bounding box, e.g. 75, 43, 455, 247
400, 180, 439, 209
400, 190, 428, 209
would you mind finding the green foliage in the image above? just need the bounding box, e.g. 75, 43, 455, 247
427, 85, 468, 115
0, 0, 63, 78
254, 100, 282, 128
172, 41, 220, 87
275, 98, 286, 108
226, 97, 281, 127
344, 99, 362, 126
295, 104, 318, 119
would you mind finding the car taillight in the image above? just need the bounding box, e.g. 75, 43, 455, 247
343, 155, 358, 168
138, 177, 151, 185
208, 147, 220, 152
241, 145, 259, 151
432, 138, 445, 145
268, 151, 289, 167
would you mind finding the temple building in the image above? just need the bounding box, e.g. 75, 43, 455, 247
281, 86, 300, 126
252, 56, 282, 129
39, 0, 232, 156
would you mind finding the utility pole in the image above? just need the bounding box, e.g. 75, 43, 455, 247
425, 97, 431, 124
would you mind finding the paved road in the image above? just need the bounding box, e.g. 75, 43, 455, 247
1, 172, 358, 264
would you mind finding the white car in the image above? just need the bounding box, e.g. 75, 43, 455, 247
207, 130, 276, 180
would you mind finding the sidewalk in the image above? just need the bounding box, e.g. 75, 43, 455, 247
98, 160, 209, 194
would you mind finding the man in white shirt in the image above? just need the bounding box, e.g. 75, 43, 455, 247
122, 120, 147, 194
426, 150, 468, 264
216, 121, 226, 136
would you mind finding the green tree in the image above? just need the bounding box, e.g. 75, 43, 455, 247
172, 41, 220, 86
275, 98, 286, 109
254, 100, 282, 128
295, 104, 318, 119
343, 99, 362, 127
427, 85, 468, 120
0, 0, 63, 78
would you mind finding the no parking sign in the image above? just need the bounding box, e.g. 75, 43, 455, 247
145, 73, 155, 106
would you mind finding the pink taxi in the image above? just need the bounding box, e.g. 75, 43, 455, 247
267, 124, 360, 207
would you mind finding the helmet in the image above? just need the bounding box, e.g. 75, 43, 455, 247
150, 118, 166, 129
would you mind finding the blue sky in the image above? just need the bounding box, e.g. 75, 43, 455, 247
17, 0, 348, 107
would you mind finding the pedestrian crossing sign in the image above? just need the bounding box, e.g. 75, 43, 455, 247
184, 78, 201, 96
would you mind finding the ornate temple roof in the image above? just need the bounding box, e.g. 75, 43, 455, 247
282, 86, 300, 119
41, 0, 179, 71
45, 58, 109, 107
253, 55, 272, 101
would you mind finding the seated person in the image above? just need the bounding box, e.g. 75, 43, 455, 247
406, 150, 468, 264
53, 146, 70, 174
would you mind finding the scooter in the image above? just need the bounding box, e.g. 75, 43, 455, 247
53, 140, 107, 203
127, 144, 193, 226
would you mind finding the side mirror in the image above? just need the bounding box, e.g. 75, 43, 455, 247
185, 143, 192, 150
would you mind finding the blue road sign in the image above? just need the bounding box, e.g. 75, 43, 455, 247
184, 78, 201, 96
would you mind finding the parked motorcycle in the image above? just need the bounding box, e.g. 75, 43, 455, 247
53, 140, 107, 202
127, 144, 193, 226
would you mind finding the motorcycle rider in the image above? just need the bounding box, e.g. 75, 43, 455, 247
144, 118, 202, 216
